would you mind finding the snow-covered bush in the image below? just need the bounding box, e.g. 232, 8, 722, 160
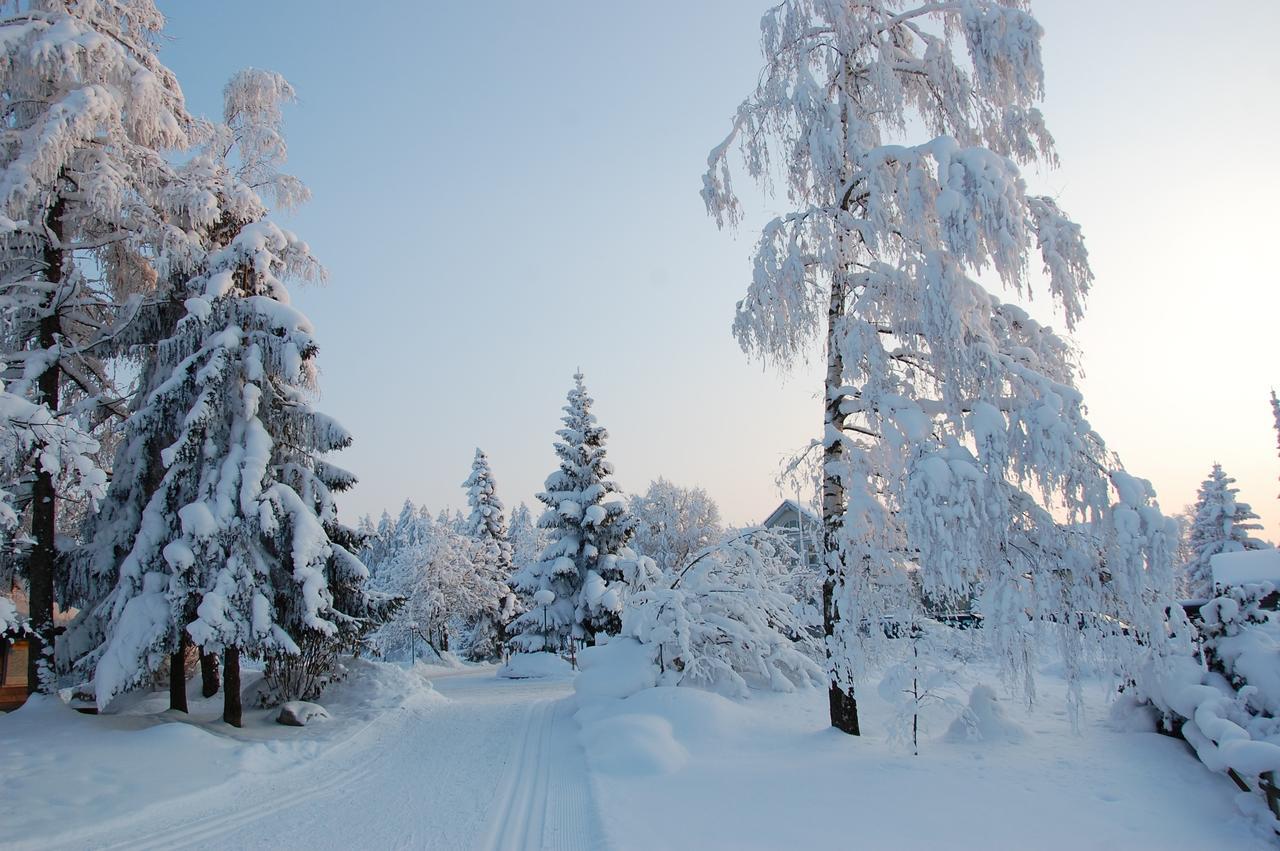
1137, 583, 1280, 827
622, 530, 822, 699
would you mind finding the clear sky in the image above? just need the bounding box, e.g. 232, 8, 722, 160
155, 1, 1280, 538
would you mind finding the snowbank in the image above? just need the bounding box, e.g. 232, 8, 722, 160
497, 651, 573, 679
0, 657, 442, 849
1212, 550, 1280, 588
574, 655, 1271, 849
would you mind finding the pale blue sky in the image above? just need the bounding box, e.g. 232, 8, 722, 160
156, 1, 1280, 536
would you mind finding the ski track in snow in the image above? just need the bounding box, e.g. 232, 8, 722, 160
39, 669, 605, 851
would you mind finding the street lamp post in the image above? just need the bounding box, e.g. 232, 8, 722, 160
409, 621, 418, 665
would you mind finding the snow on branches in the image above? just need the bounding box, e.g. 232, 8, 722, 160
703, 0, 1179, 729
622, 529, 822, 699
509, 372, 636, 652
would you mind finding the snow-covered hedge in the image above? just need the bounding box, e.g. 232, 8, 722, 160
621, 530, 822, 698
1137, 582, 1280, 828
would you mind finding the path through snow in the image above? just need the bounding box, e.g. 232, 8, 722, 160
30, 669, 606, 851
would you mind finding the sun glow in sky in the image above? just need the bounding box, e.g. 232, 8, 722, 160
156, 1, 1279, 538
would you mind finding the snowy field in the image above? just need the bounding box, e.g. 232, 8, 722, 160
0, 655, 1270, 850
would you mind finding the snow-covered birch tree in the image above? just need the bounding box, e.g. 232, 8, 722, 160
628, 478, 723, 574
1184, 464, 1267, 599
509, 372, 635, 651
0, 0, 198, 693
703, 0, 1178, 734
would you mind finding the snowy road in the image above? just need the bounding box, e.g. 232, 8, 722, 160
53, 670, 606, 851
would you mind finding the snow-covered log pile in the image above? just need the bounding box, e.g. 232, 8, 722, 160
1138, 581, 1280, 827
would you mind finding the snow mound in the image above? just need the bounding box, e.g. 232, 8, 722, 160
576, 638, 657, 703
320, 657, 442, 713
945, 684, 1027, 744
498, 652, 573, 679
579, 713, 688, 776
1107, 693, 1158, 733
277, 701, 331, 726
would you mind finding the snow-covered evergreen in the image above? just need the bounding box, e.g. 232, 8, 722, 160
461, 448, 517, 660
703, 0, 1178, 733
1184, 464, 1268, 599
509, 372, 635, 651
65, 69, 395, 712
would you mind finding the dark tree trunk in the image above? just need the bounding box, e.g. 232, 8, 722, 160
169, 632, 189, 713
222, 647, 242, 727
27, 198, 65, 696
200, 652, 219, 698
823, 271, 860, 735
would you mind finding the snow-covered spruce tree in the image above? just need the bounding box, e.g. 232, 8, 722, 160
628, 478, 723, 574
508, 502, 543, 572
509, 372, 635, 651
61, 69, 305, 709
1272, 390, 1279, 496
77, 76, 395, 718
461, 448, 518, 660
1184, 464, 1267, 599
704, 0, 1178, 733
0, 0, 198, 693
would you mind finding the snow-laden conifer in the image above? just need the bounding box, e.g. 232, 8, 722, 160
68, 70, 394, 714
508, 502, 544, 575
509, 372, 635, 650
461, 448, 517, 660
1184, 464, 1267, 599
703, 0, 1178, 733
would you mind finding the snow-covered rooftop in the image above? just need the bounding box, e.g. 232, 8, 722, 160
1210, 549, 1280, 587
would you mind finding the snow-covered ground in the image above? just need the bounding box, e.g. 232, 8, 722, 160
1, 654, 1271, 849
0, 661, 602, 850
573, 641, 1276, 850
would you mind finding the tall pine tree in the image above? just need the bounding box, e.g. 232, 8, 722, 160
1184, 464, 1267, 598
461, 448, 517, 660
509, 372, 634, 651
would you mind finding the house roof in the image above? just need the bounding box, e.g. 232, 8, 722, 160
762, 499, 820, 529
1210, 549, 1280, 587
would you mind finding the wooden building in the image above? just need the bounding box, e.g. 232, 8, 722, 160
0, 631, 29, 711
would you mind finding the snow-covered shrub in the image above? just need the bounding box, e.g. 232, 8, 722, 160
1137, 583, 1280, 828
622, 530, 822, 699
877, 621, 971, 754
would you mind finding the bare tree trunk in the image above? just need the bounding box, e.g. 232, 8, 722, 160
823, 272, 860, 735
27, 197, 65, 696
169, 631, 189, 713
200, 652, 219, 698
222, 648, 241, 728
